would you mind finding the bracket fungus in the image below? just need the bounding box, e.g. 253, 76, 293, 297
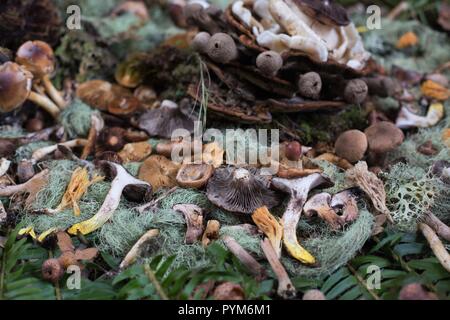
68, 162, 152, 235
271, 173, 333, 264
16, 40, 66, 108
0, 62, 60, 117
206, 167, 280, 214
173, 204, 204, 244
138, 100, 195, 138
138, 155, 180, 191
176, 163, 214, 189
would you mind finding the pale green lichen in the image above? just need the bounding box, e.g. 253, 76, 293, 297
59, 99, 96, 138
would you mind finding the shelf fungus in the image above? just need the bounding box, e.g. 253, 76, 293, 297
173, 204, 204, 244
395, 103, 445, 129
206, 167, 280, 214
271, 173, 333, 264
68, 162, 152, 235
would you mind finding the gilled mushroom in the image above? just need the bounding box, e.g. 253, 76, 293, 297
256, 51, 283, 76
331, 188, 359, 224
15, 40, 66, 108
173, 204, 204, 244
138, 155, 180, 190
303, 192, 341, 230
294, 0, 350, 26
138, 100, 195, 139
176, 163, 214, 189
206, 33, 238, 64
68, 161, 152, 235
272, 173, 333, 264
334, 129, 368, 163
0, 62, 60, 117
395, 103, 444, 129
364, 121, 404, 165
206, 167, 280, 214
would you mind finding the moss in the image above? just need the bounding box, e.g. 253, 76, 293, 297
59, 99, 96, 138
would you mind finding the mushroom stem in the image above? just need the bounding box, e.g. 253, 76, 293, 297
68, 162, 151, 235
202, 220, 220, 247
419, 222, 450, 273
222, 235, 266, 280
120, 229, 159, 269
423, 212, 450, 242
81, 113, 104, 160
31, 139, 88, 163
28, 91, 60, 118
173, 204, 204, 244
42, 75, 66, 109
260, 238, 296, 299
0, 169, 49, 199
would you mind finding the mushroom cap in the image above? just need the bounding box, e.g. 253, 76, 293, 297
206, 167, 280, 214
293, 0, 350, 26
77, 80, 140, 114
256, 51, 283, 76
302, 289, 326, 300
206, 33, 238, 64
138, 100, 195, 138
364, 121, 404, 154
138, 155, 180, 190
334, 129, 368, 163
344, 79, 368, 104
16, 40, 55, 78
192, 32, 211, 53
176, 163, 214, 189
0, 62, 32, 113
283, 141, 302, 161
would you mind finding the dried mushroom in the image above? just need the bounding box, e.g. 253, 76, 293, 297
138, 155, 180, 190
176, 163, 214, 189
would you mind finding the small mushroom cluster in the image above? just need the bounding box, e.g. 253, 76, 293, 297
182, 0, 397, 123
0, 40, 66, 118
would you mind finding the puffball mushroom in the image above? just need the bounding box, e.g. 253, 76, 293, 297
206, 167, 280, 214
138, 100, 195, 139
364, 121, 404, 165
256, 51, 283, 76
0, 62, 60, 117
138, 155, 180, 190
344, 79, 368, 104
176, 163, 214, 189
206, 33, 238, 64
272, 173, 333, 264
298, 72, 322, 100
192, 32, 211, 53
334, 129, 368, 163
15, 40, 66, 108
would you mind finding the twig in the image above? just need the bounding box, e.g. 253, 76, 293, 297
419, 223, 450, 273
144, 263, 169, 300
423, 212, 450, 242
135, 187, 178, 213
346, 263, 380, 300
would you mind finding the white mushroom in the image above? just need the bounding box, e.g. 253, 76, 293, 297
396, 103, 444, 129
272, 173, 333, 264
31, 139, 88, 164
303, 192, 341, 230
331, 189, 359, 224
68, 162, 151, 235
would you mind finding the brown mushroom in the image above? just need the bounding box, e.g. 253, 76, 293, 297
15, 40, 66, 108
213, 282, 245, 300
344, 79, 368, 104
176, 163, 214, 189
138, 100, 195, 139
0, 62, 60, 117
98, 127, 127, 152
191, 32, 211, 53
364, 121, 404, 165
298, 72, 322, 100
206, 33, 238, 64
173, 204, 204, 244
118, 141, 152, 163
293, 0, 350, 26
256, 51, 283, 76
206, 167, 280, 214
334, 130, 368, 163
138, 155, 180, 190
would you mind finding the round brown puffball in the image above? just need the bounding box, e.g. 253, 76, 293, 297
285, 141, 302, 161
334, 129, 368, 163
298, 72, 322, 99
206, 33, 238, 64
344, 79, 368, 104
302, 289, 326, 300
256, 51, 283, 76
42, 258, 64, 283
192, 32, 211, 53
